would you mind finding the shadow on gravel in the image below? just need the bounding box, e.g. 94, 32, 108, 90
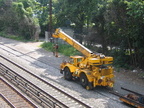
0, 37, 142, 108
30, 48, 130, 108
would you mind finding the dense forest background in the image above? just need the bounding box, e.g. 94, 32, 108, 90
0, 0, 144, 69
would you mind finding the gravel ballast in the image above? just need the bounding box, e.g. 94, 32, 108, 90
0, 37, 144, 108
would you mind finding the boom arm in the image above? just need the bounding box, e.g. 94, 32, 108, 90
53, 29, 94, 57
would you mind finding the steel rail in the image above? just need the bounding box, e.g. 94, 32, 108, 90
0, 77, 38, 108
0, 43, 60, 70
0, 55, 91, 108
0, 63, 68, 108
121, 87, 144, 97
0, 94, 16, 108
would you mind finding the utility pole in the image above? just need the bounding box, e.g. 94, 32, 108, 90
49, 0, 53, 42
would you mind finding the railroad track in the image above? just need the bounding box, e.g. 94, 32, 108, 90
0, 55, 91, 108
0, 77, 38, 108
0, 41, 131, 108
0, 42, 60, 70
0, 43, 120, 99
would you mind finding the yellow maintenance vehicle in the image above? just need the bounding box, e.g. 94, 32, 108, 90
53, 28, 114, 90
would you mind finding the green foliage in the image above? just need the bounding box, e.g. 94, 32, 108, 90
0, 0, 144, 69
12, 2, 27, 18
0, 31, 7, 37
0, 32, 27, 41
34, 0, 49, 36
52, 0, 144, 68
58, 44, 81, 56
0, 0, 40, 40
41, 42, 80, 56
40, 42, 54, 51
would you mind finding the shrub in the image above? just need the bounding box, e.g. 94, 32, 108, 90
41, 42, 81, 56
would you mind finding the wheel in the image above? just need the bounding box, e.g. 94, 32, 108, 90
64, 67, 72, 80
80, 73, 88, 89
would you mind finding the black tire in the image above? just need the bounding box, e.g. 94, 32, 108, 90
64, 67, 72, 80
60, 69, 63, 74
80, 73, 88, 88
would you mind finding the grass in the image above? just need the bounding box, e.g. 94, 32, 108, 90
0, 31, 31, 42
41, 42, 81, 56
0, 31, 135, 70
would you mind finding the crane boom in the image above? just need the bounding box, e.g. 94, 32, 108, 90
52, 28, 114, 90
53, 28, 94, 57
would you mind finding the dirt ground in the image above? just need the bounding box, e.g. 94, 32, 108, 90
115, 68, 144, 85
113, 67, 144, 97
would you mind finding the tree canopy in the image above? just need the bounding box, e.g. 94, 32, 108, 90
0, 0, 40, 40
0, 0, 144, 69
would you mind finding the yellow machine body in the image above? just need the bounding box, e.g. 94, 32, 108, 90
53, 28, 114, 90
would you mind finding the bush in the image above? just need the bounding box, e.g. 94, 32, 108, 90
40, 42, 54, 51
0, 31, 29, 41
41, 42, 81, 56
110, 49, 134, 70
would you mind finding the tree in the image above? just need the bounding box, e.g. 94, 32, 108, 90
34, 0, 49, 36
104, 0, 144, 67
54, 0, 98, 43
0, 0, 40, 40
1, 0, 144, 68
125, 0, 144, 67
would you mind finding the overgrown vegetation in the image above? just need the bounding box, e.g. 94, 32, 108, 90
0, 0, 40, 40
41, 42, 81, 56
0, 0, 144, 69
54, 0, 144, 69
0, 31, 28, 41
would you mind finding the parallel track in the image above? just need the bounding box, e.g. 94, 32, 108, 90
0, 43, 60, 70
0, 43, 121, 99
0, 55, 91, 108
0, 77, 37, 108
0, 42, 131, 108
